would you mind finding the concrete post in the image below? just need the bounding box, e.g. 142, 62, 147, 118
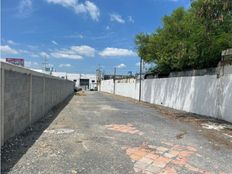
51, 79, 54, 106
139, 57, 142, 101
43, 76, 45, 116
29, 73, 32, 127
113, 67, 116, 94
216, 76, 223, 119
0, 66, 5, 146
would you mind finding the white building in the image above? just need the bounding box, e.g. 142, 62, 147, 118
52, 72, 97, 90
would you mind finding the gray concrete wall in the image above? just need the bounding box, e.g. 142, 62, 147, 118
0, 62, 74, 145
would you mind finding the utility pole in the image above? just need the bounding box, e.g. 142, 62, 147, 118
42, 56, 48, 73
113, 67, 116, 94
96, 67, 98, 90
96, 64, 102, 91
139, 57, 142, 101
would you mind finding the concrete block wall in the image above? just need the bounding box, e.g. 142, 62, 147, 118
101, 79, 114, 93
141, 76, 219, 119
100, 67, 232, 123
115, 82, 139, 100
0, 62, 74, 145
4, 70, 31, 139
219, 74, 232, 122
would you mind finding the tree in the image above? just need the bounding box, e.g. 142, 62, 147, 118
135, 0, 232, 75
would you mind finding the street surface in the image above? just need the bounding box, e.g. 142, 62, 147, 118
2, 92, 232, 174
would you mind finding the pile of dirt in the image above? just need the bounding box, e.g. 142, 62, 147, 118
75, 91, 86, 96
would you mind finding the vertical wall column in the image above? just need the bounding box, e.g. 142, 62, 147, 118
0, 67, 5, 146
29, 73, 32, 127
43, 76, 46, 117
217, 73, 224, 120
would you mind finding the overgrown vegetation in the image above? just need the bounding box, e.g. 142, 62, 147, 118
135, 0, 232, 75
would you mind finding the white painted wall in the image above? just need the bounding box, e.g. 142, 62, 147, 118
100, 73, 232, 123
101, 79, 114, 93
115, 82, 139, 100
141, 76, 219, 118
219, 74, 232, 122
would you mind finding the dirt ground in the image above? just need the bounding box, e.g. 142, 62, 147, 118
1, 91, 232, 174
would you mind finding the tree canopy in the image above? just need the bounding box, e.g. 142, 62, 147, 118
135, 0, 232, 75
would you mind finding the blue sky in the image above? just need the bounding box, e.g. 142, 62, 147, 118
1, 0, 190, 74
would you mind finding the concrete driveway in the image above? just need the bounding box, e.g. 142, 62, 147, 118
2, 91, 232, 174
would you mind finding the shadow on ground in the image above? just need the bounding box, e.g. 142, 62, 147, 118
1, 95, 74, 173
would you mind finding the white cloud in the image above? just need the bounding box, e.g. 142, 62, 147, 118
116, 63, 126, 68
0, 45, 18, 54
18, 0, 33, 17
99, 48, 136, 57
51, 51, 82, 60
40, 52, 50, 58
50, 50, 83, 60
128, 16, 134, 23
106, 25, 110, 30
64, 34, 84, 39
110, 14, 125, 24
59, 63, 72, 67
7, 40, 17, 45
52, 40, 58, 45
79, 34, 84, 39
84, 1, 100, 21
50, 45, 95, 59
46, 0, 100, 21
31, 54, 39, 58
25, 61, 39, 68
70, 45, 95, 57
0, 44, 38, 57
18, 49, 30, 54
27, 45, 38, 50
135, 62, 140, 66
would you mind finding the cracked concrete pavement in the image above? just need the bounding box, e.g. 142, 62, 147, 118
1, 91, 232, 174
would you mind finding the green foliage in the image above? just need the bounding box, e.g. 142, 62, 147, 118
135, 0, 232, 75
